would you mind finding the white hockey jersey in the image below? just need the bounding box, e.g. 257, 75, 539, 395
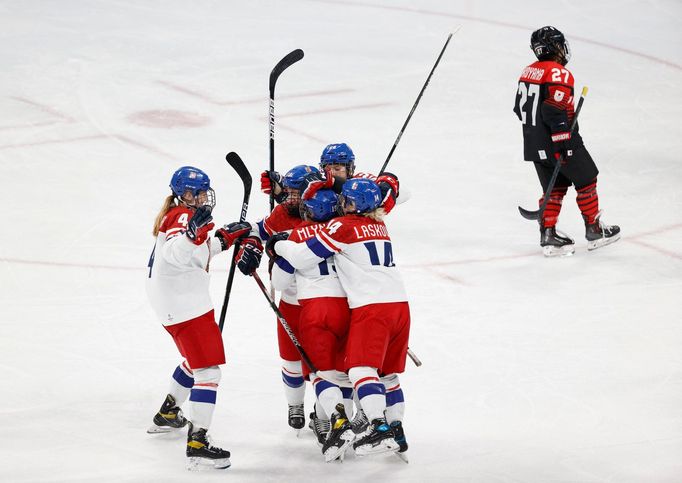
275, 214, 407, 309
254, 204, 301, 305
146, 206, 222, 326
270, 221, 346, 301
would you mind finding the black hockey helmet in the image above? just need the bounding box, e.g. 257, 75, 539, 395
531, 26, 571, 65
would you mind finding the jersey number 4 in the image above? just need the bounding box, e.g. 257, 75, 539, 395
517, 82, 540, 126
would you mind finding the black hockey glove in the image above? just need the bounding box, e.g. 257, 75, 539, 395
234, 237, 264, 275
186, 205, 214, 245
265, 232, 290, 260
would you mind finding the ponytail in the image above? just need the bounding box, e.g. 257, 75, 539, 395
153, 194, 178, 236
363, 207, 386, 222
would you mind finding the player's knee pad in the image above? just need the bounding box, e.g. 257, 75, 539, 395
348, 366, 379, 386
193, 365, 221, 386
281, 359, 302, 375
380, 373, 400, 387
317, 369, 352, 388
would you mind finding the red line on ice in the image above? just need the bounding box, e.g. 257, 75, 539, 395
157, 80, 354, 105
0, 134, 107, 150
271, 102, 392, 119
10, 96, 76, 122
309, 0, 682, 71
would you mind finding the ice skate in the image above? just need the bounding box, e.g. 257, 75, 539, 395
390, 421, 409, 463
352, 417, 399, 456
147, 394, 188, 434
288, 403, 305, 434
322, 404, 355, 462
351, 407, 369, 435
585, 212, 620, 250
540, 225, 575, 257
309, 411, 330, 447
186, 422, 231, 470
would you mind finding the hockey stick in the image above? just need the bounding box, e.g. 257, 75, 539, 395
407, 348, 422, 367
218, 152, 252, 332
251, 270, 319, 373
379, 31, 456, 175
518, 86, 589, 220
269, 48, 304, 212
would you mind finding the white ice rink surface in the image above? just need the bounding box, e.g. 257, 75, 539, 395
1, 1, 681, 481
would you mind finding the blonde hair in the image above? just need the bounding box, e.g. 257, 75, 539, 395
362, 207, 386, 222
153, 194, 178, 236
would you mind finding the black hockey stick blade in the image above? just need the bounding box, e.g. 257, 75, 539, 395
269, 49, 304, 94
518, 204, 543, 220
226, 151, 252, 218
219, 152, 253, 332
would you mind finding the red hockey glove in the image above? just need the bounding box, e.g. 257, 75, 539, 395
376, 172, 399, 198
234, 237, 264, 275
265, 232, 290, 259
302, 167, 335, 201
214, 222, 252, 251
186, 205, 214, 245
377, 172, 399, 214
260, 170, 283, 196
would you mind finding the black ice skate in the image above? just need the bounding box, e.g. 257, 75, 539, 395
351, 408, 369, 435
186, 422, 231, 470
288, 403, 305, 432
540, 225, 575, 257
585, 213, 621, 250
390, 421, 409, 463
147, 394, 188, 434
309, 411, 330, 447
322, 404, 355, 462
352, 417, 399, 456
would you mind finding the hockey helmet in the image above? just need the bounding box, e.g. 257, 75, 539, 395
301, 189, 340, 222
531, 26, 571, 65
340, 178, 382, 214
320, 143, 355, 177
169, 166, 215, 208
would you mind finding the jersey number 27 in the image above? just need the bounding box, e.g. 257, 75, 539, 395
516, 81, 540, 126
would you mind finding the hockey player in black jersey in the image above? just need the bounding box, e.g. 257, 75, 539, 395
513, 26, 620, 256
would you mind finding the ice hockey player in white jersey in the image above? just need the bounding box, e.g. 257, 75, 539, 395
266, 178, 410, 458
270, 188, 356, 461
146, 166, 251, 470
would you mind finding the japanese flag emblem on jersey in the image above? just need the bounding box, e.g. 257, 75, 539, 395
554, 90, 565, 102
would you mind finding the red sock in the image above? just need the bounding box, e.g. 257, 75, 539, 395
540, 186, 568, 227
576, 179, 599, 224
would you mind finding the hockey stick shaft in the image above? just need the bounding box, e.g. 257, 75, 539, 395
407, 348, 422, 367
518, 87, 589, 220
251, 271, 318, 372
269, 49, 304, 212
379, 31, 455, 175
219, 152, 253, 332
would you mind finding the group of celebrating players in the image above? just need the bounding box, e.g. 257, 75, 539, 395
146, 142, 411, 469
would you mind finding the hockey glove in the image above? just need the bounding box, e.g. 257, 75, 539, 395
377, 172, 400, 214
214, 221, 252, 251
235, 237, 264, 275
302, 166, 335, 201
265, 232, 290, 260
186, 205, 215, 245
260, 170, 283, 196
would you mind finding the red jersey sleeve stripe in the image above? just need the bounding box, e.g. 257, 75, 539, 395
318, 230, 342, 252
